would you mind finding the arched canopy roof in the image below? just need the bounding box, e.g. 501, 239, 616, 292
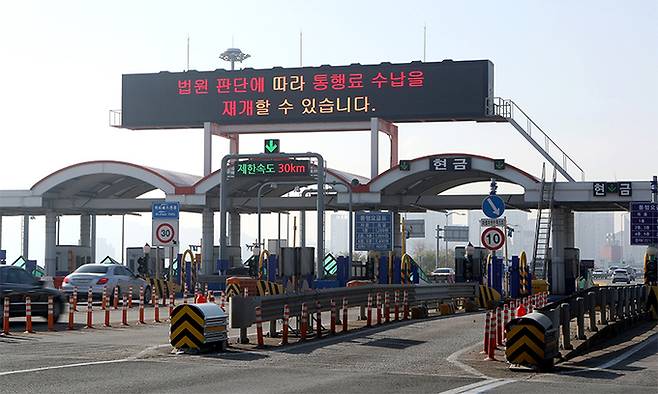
31, 161, 201, 199
367, 153, 539, 195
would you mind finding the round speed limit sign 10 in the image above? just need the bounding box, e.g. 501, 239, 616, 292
156, 222, 175, 244
481, 227, 505, 251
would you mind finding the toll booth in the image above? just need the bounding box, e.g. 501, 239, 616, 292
126, 246, 166, 276
280, 246, 315, 290
487, 255, 504, 296
54, 245, 92, 275
455, 245, 486, 283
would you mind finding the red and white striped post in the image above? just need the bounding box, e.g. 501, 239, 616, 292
104, 296, 111, 327
300, 303, 308, 341
384, 292, 390, 323
151, 287, 156, 306
403, 290, 409, 320
121, 295, 129, 326
72, 286, 78, 311
315, 300, 322, 339
528, 300, 534, 314
330, 300, 337, 335
102, 286, 107, 310
496, 307, 503, 346
113, 287, 119, 310
366, 293, 372, 327
67, 296, 74, 330
47, 296, 55, 331
204, 283, 209, 300
169, 293, 174, 318
255, 306, 264, 348
25, 296, 34, 333
342, 298, 348, 333
153, 293, 160, 323
138, 285, 145, 324
183, 284, 188, 304
86, 287, 93, 329
482, 311, 491, 354
503, 305, 510, 345
376, 293, 382, 325
128, 286, 133, 308
281, 304, 290, 345
486, 312, 496, 360
2, 297, 10, 335
394, 290, 400, 321
220, 291, 226, 310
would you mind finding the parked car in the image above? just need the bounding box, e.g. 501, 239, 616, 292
61, 264, 151, 303
430, 267, 455, 283
0, 265, 66, 326
611, 268, 631, 284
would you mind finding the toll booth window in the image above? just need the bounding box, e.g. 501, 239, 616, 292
74, 265, 109, 274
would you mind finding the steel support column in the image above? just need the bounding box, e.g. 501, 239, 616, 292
21, 215, 29, 258
45, 211, 57, 277
90, 214, 97, 263
551, 208, 574, 295
80, 214, 91, 247
202, 208, 214, 274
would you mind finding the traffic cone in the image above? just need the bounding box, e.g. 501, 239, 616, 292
330, 300, 337, 335
482, 311, 491, 354
86, 287, 94, 329
25, 296, 34, 333
342, 298, 348, 333
366, 293, 372, 327
315, 300, 322, 339
255, 306, 264, 348
47, 296, 55, 331
281, 304, 290, 345
67, 296, 74, 330
3, 297, 10, 335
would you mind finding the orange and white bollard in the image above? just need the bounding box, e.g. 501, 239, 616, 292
394, 290, 400, 321
315, 300, 322, 339
486, 312, 496, 360
113, 287, 119, 310
24, 296, 34, 333
128, 286, 133, 308
138, 285, 145, 324
300, 303, 308, 341
154, 293, 160, 323
366, 293, 372, 327
3, 297, 10, 335
255, 306, 264, 348
86, 287, 94, 329
73, 286, 78, 311
47, 296, 55, 331
121, 295, 129, 326
220, 292, 226, 310
403, 290, 409, 320
496, 307, 503, 346
281, 304, 290, 345
503, 305, 510, 345
330, 299, 337, 335
104, 297, 111, 328
482, 311, 491, 354
183, 284, 188, 304
342, 298, 348, 333
169, 293, 174, 318
384, 292, 390, 323
102, 286, 107, 310
376, 293, 382, 325
67, 296, 74, 330
204, 283, 209, 299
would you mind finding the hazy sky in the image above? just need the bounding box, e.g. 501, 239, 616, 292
0, 1, 656, 263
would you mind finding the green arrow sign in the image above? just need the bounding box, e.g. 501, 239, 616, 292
264, 139, 280, 153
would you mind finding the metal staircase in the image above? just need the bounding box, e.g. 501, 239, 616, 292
532, 163, 556, 280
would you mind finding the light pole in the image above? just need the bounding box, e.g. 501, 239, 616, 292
444, 211, 465, 268
219, 47, 250, 70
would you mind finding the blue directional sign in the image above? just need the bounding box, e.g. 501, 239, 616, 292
630, 202, 658, 245
482, 195, 505, 219
152, 202, 180, 219
355, 211, 393, 252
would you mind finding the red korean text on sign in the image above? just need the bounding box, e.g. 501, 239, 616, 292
194, 79, 208, 94
178, 80, 191, 95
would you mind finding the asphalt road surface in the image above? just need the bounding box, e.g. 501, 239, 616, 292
0, 311, 656, 393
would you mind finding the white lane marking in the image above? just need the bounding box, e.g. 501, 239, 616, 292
0, 343, 170, 377
0, 359, 129, 377
447, 342, 488, 378
562, 333, 657, 374
461, 379, 516, 393
438, 379, 501, 394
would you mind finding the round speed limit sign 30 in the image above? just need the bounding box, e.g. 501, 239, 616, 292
153, 220, 178, 246
481, 227, 505, 251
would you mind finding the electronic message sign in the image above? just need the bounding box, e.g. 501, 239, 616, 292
235, 159, 310, 177
121, 60, 494, 129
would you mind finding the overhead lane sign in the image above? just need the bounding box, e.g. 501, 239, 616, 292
264, 139, 280, 153
121, 60, 494, 129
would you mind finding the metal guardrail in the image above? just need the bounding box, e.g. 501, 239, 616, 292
229, 283, 477, 329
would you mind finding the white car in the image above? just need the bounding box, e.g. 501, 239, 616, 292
61, 264, 151, 303
431, 267, 455, 282
611, 269, 631, 284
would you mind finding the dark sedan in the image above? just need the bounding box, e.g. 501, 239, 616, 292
0, 265, 66, 325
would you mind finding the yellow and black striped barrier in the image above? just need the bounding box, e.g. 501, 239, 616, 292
439, 302, 457, 315
477, 285, 501, 309
256, 280, 284, 296
146, 277, 179, 299
225, 283, 241, 298
170, 303, 228, 352
505, 312, 558, 370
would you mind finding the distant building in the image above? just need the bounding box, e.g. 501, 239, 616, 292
574, 212, 614, 267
